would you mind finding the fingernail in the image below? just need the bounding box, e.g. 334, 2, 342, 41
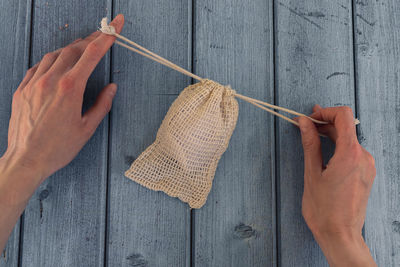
112, 14, 123, 24
108, 84, 117, 96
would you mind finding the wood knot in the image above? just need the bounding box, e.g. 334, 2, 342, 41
39, 189, 50, 201
393, 221, 400, 233
234, 223, 256, 239
126, 253, 148, 267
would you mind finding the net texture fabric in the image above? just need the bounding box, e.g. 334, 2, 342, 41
125, 79, 239, 208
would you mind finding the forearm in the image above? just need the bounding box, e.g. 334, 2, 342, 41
0, 153, 44, 251
314, 231, 376, 267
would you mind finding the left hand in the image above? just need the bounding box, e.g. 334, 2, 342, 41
2, 14, 125, 182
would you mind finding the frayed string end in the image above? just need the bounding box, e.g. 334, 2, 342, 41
99, 17, 116, 35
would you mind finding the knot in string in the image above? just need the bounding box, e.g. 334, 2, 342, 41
100, 18, 116, 35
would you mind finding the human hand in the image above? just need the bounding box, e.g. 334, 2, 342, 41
298, 105, 376, 267
0, 15, 125, 252
1, 14, 125, 182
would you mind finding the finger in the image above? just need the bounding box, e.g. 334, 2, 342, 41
309, 106, 358, 152
312, 104, 322, 113
17, 63, 39, 91
82, 83, 117, 137
315, 124, 338, 141
83, 31, 102, 42
71, 37, 83, 44
310, 105, 338, 142
47, 32, 102, 75
68, 31, 102, 54
69, 14, 124, 86
298, 116, 323, 175
28, 49, 63, 85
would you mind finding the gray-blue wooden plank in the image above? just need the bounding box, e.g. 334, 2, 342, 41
107, 1, 191, 266
275, 0, 355, 266
353, 0, 400, 265
193, 1, 276, 266
20, 1, 111, 266
0, 0, 32, 266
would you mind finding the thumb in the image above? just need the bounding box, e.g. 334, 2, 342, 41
82, 83, 117, 135
298, 116, 322, 175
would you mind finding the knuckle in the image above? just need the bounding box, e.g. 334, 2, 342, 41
26, 67, 36, 75
364, 152, 376, 177
42, 52, 56, 62
302, 137, 317, 151
365, 152, 375, 167
58, 75, 76, 92
302, 141, 313, 151
341, 106, 353, 117
35, 75, 52, 90
86, 42, 101, 57
62, 46, 80, 57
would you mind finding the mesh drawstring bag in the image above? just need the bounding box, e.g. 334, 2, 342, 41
125, 80, 238, 208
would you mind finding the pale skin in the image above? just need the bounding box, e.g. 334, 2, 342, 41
0, 14, 376, 266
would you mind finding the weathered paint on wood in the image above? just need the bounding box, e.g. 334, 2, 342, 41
20, 1, 112, 266
193, 1, 276, 266
106, 1, 191, 266
0, 0, 32, 266
275, 0, 356, 266
353, 0, 400, 265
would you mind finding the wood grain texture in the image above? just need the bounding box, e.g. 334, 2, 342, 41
0, 0, 32, 266
0, 0, 397, 266
275, 0, 355, 265
107, 1, 191, 266
20, 1, 111, 266
353, 0, 400, 265
193, 1, 276, 266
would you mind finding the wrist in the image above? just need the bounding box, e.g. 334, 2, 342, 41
0, 151, 46, 206
1, 148, 47, 182
314, 230, 376, 267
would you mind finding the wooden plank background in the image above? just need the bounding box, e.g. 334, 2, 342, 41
0, 0, 398, 266
275, 0, 356, 266
192, 1, 275, 266
354, 0, 400, 265
107, 1, 191, 266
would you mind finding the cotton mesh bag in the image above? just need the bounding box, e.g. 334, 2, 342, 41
125, 80, 238, 208
100, 18, 360, 209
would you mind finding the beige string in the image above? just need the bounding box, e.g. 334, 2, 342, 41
99, 18, 360, 127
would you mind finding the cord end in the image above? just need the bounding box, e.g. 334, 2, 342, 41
99, 17, 116, 35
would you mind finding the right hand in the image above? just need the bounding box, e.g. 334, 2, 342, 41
298, 105, 377, 267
